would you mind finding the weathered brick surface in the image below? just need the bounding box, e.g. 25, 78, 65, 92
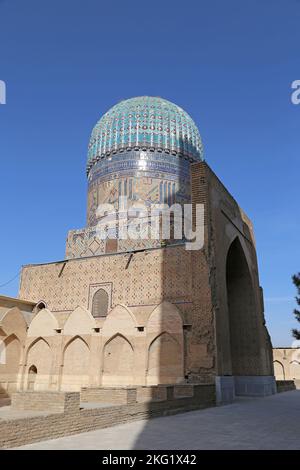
81, 387, 124, 404
0, 160, 275, 405
174, 384, 194, 398
11, 391, 79, 413
81, 387, 136, 405
0, 384, 215, 449
136, 386, 167, 403
276, 380, 296, 393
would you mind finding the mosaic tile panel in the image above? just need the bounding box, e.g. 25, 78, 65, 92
86, 149, 192, 228
86, 96, 204, 173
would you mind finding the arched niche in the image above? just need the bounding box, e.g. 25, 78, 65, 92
290, 361, 300, 381
1, 307, 27, 340
273, 360, 285, 380
91, 289, 109, 318
61, 336, 90, 391
147, 332, 183, 385
27, 309, 59, 337
2, 334, 21, 373
146, 301, 184, 385
101, 304, 137, 338
63, 306, 96, 336
26, 337, 52, 390
27, 365, 37, 390
102, 334, 134, 386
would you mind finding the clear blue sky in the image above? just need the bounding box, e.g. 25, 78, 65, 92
0, 0, 299, 346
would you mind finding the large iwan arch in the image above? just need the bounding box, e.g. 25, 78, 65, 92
226, 237, 260, 376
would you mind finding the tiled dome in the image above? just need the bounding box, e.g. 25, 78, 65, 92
87, 96, 203, 175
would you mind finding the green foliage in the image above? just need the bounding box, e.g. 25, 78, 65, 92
292, 272, 300, 340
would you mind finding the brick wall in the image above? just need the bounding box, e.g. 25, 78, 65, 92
81, 385, 196, 404
11, 391, 80, 413
0, 384, 215, 448
81, 387, 135, 405
174, 384, 194, 398
190, 161, 210, 232
276, 380, 296, 393
136, 386, 167, 403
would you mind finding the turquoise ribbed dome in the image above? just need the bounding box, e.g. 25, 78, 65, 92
87, 96, 203, 174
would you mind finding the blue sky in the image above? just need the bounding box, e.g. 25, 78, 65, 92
0, 0, 299, 346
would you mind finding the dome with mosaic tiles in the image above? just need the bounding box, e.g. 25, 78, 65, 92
86, 96, 203, 174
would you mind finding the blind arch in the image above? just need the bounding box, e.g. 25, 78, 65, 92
92, 289, 109, 318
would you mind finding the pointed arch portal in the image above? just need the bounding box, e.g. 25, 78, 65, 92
226, 238, 260, 376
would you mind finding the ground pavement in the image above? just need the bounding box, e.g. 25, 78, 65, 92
14, 390, 300, 450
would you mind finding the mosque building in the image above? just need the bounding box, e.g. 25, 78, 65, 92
0, 96, 276, 403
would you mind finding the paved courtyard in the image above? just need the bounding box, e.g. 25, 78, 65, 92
15, 390, 300, 450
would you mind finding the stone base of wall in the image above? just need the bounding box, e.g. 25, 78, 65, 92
81, 385, 196, 405
234, 376, 277, 397
215, 375, 277, 402
136, 386, 168, 403
276, 380, 296, 393
294, 380, 300, 390
215, 376, 235, 404
0, 384, 215, 449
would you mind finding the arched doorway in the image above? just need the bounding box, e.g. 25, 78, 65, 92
226, 237, 260, 376
27, 365, 37, 390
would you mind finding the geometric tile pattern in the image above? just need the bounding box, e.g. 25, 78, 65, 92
20, 246, 197, 313
86, 96, 204, 174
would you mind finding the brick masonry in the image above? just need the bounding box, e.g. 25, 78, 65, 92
0, 161, 275, 407
276, 380, 296, 393
0, 385, 215, 449
11, 391, 80, 413
81, 387, 135, 405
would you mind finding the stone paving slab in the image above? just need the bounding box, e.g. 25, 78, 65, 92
0, 401, 115, 421
14, 391, 300, 450
0, 405, 53, 421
